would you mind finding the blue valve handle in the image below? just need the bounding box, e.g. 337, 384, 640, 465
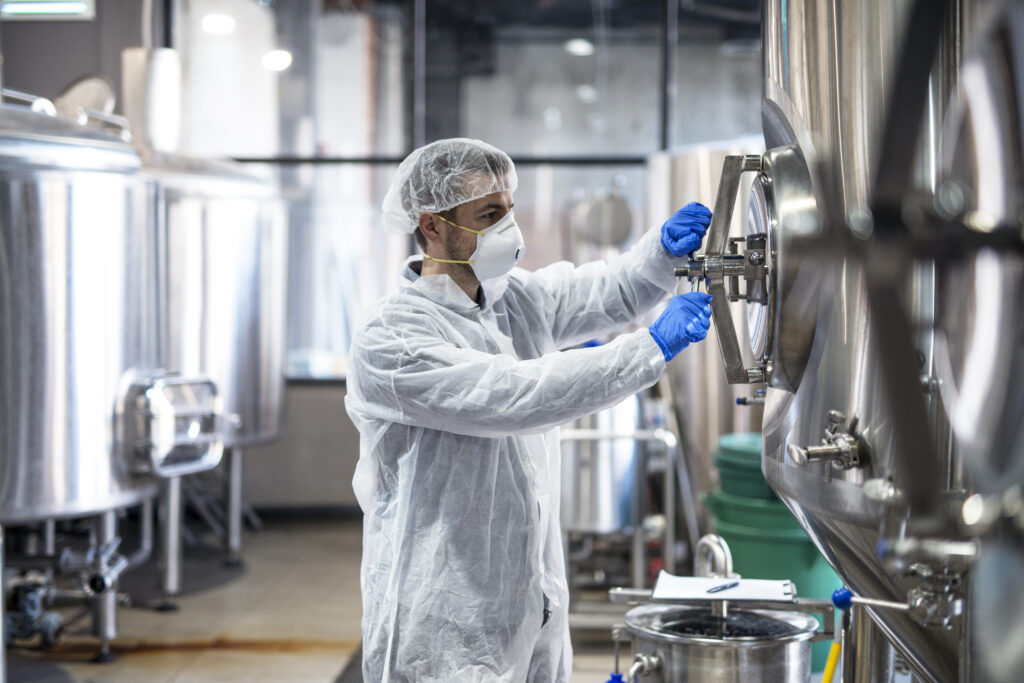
606, 673, 625, 683
832, 587, 854, 611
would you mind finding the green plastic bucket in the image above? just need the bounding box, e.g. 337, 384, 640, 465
702, 490, 802, 530
713, 433, 776, 500
711, 517, 841, 672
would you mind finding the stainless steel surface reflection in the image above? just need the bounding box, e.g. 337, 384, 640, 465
757, 1, 968, 681
938, 6, 1024, 682
147, 157, 288, 447
0, 105, 160, 521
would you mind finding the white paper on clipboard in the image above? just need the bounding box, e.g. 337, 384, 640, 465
651, 571, 797, 602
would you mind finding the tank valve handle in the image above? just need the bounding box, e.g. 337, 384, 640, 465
787, 410, 863, 482
832, 586, 910, 614
627, 652, 661, 683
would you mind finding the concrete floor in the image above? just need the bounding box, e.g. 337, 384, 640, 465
7, 518, 620, 682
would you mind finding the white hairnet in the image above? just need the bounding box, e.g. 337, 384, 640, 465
381, 138, 518, 234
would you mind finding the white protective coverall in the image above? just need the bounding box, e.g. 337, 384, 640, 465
345, 227, 680, 682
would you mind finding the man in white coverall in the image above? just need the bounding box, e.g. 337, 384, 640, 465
346, 138, 714, 682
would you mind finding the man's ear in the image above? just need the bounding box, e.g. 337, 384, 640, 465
418, 213, 442, 244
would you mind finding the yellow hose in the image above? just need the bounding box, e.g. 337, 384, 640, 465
822, 641, 842, 683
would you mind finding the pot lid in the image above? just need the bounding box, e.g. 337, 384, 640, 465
625, 604, 818, 645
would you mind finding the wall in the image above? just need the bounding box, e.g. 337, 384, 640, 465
1, 0, 141, 103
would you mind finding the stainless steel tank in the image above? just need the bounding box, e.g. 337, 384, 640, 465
0, 105, 161, 521
664, 2, 988, 681
147, 156, 288, 447
561, 393, 641, 534
936, 5, 1024, 682
755, 2, 965, 680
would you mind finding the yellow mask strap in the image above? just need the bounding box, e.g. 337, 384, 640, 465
423, 254, 473, 265
432, 213, 486, 235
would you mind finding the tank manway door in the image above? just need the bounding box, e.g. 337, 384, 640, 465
676, 146, 819, 392
120, 375, 226, 477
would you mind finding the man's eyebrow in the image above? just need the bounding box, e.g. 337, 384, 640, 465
477, 202, 513, 212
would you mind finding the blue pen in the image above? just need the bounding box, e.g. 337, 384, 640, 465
706, 580, 740, 594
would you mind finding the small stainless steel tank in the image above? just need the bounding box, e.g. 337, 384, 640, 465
625, 604, 818, 683
0, 105, 161, 521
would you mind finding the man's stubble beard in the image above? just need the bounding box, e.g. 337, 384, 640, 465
444, 230, 478, 282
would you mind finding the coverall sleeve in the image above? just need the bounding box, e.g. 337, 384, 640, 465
349, 322, 666, 439
523, 227, 680, 349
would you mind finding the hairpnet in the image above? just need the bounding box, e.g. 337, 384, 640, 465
381, 138, 518, 233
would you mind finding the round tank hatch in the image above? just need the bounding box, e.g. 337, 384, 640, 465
745, 174, 776, 365
742, 144, 820, 392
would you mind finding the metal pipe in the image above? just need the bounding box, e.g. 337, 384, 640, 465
672, 442, 701, 572
663, 442, 676, 575
50, 588, 95, 603
412, 0, 426, 149
159, 477, 183, 603
128, 497, 154, 568
226, 448, 244, 566
694, 534, 733, 578
43, 520, 55, 556
141, 0, 154, 49
631, 439, 647, 589
659, 0, 678, 150
93, 511, 117, 660
841, 605, 900, 683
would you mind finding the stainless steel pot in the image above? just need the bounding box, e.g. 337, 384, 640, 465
0, 105, 160, 521
625, 603, 817, 682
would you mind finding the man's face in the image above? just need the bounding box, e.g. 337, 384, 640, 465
442, 190, 515, 262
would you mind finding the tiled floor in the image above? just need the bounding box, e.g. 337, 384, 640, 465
7, 518, 621, 682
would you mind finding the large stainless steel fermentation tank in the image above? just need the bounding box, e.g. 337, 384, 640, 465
118, 46, 289, 595
151, 156, 287, 450
0, 98, 225, 660
142, 153, 287, 597
665, 1, 1024, 682
0, 106, 161, 521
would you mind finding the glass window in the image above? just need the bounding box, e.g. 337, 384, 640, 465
250, 162, 409, 378
178, 0, 406, 158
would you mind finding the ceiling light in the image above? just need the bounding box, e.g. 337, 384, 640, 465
262, 49, 293, 72
201, 13, 236, 34
564, 38, 594, 57
575, 84, 597, 103
1, 0, 93, 19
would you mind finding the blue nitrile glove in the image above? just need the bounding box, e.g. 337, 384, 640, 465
649, 292, 713, 361
660, 201, 712, 256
